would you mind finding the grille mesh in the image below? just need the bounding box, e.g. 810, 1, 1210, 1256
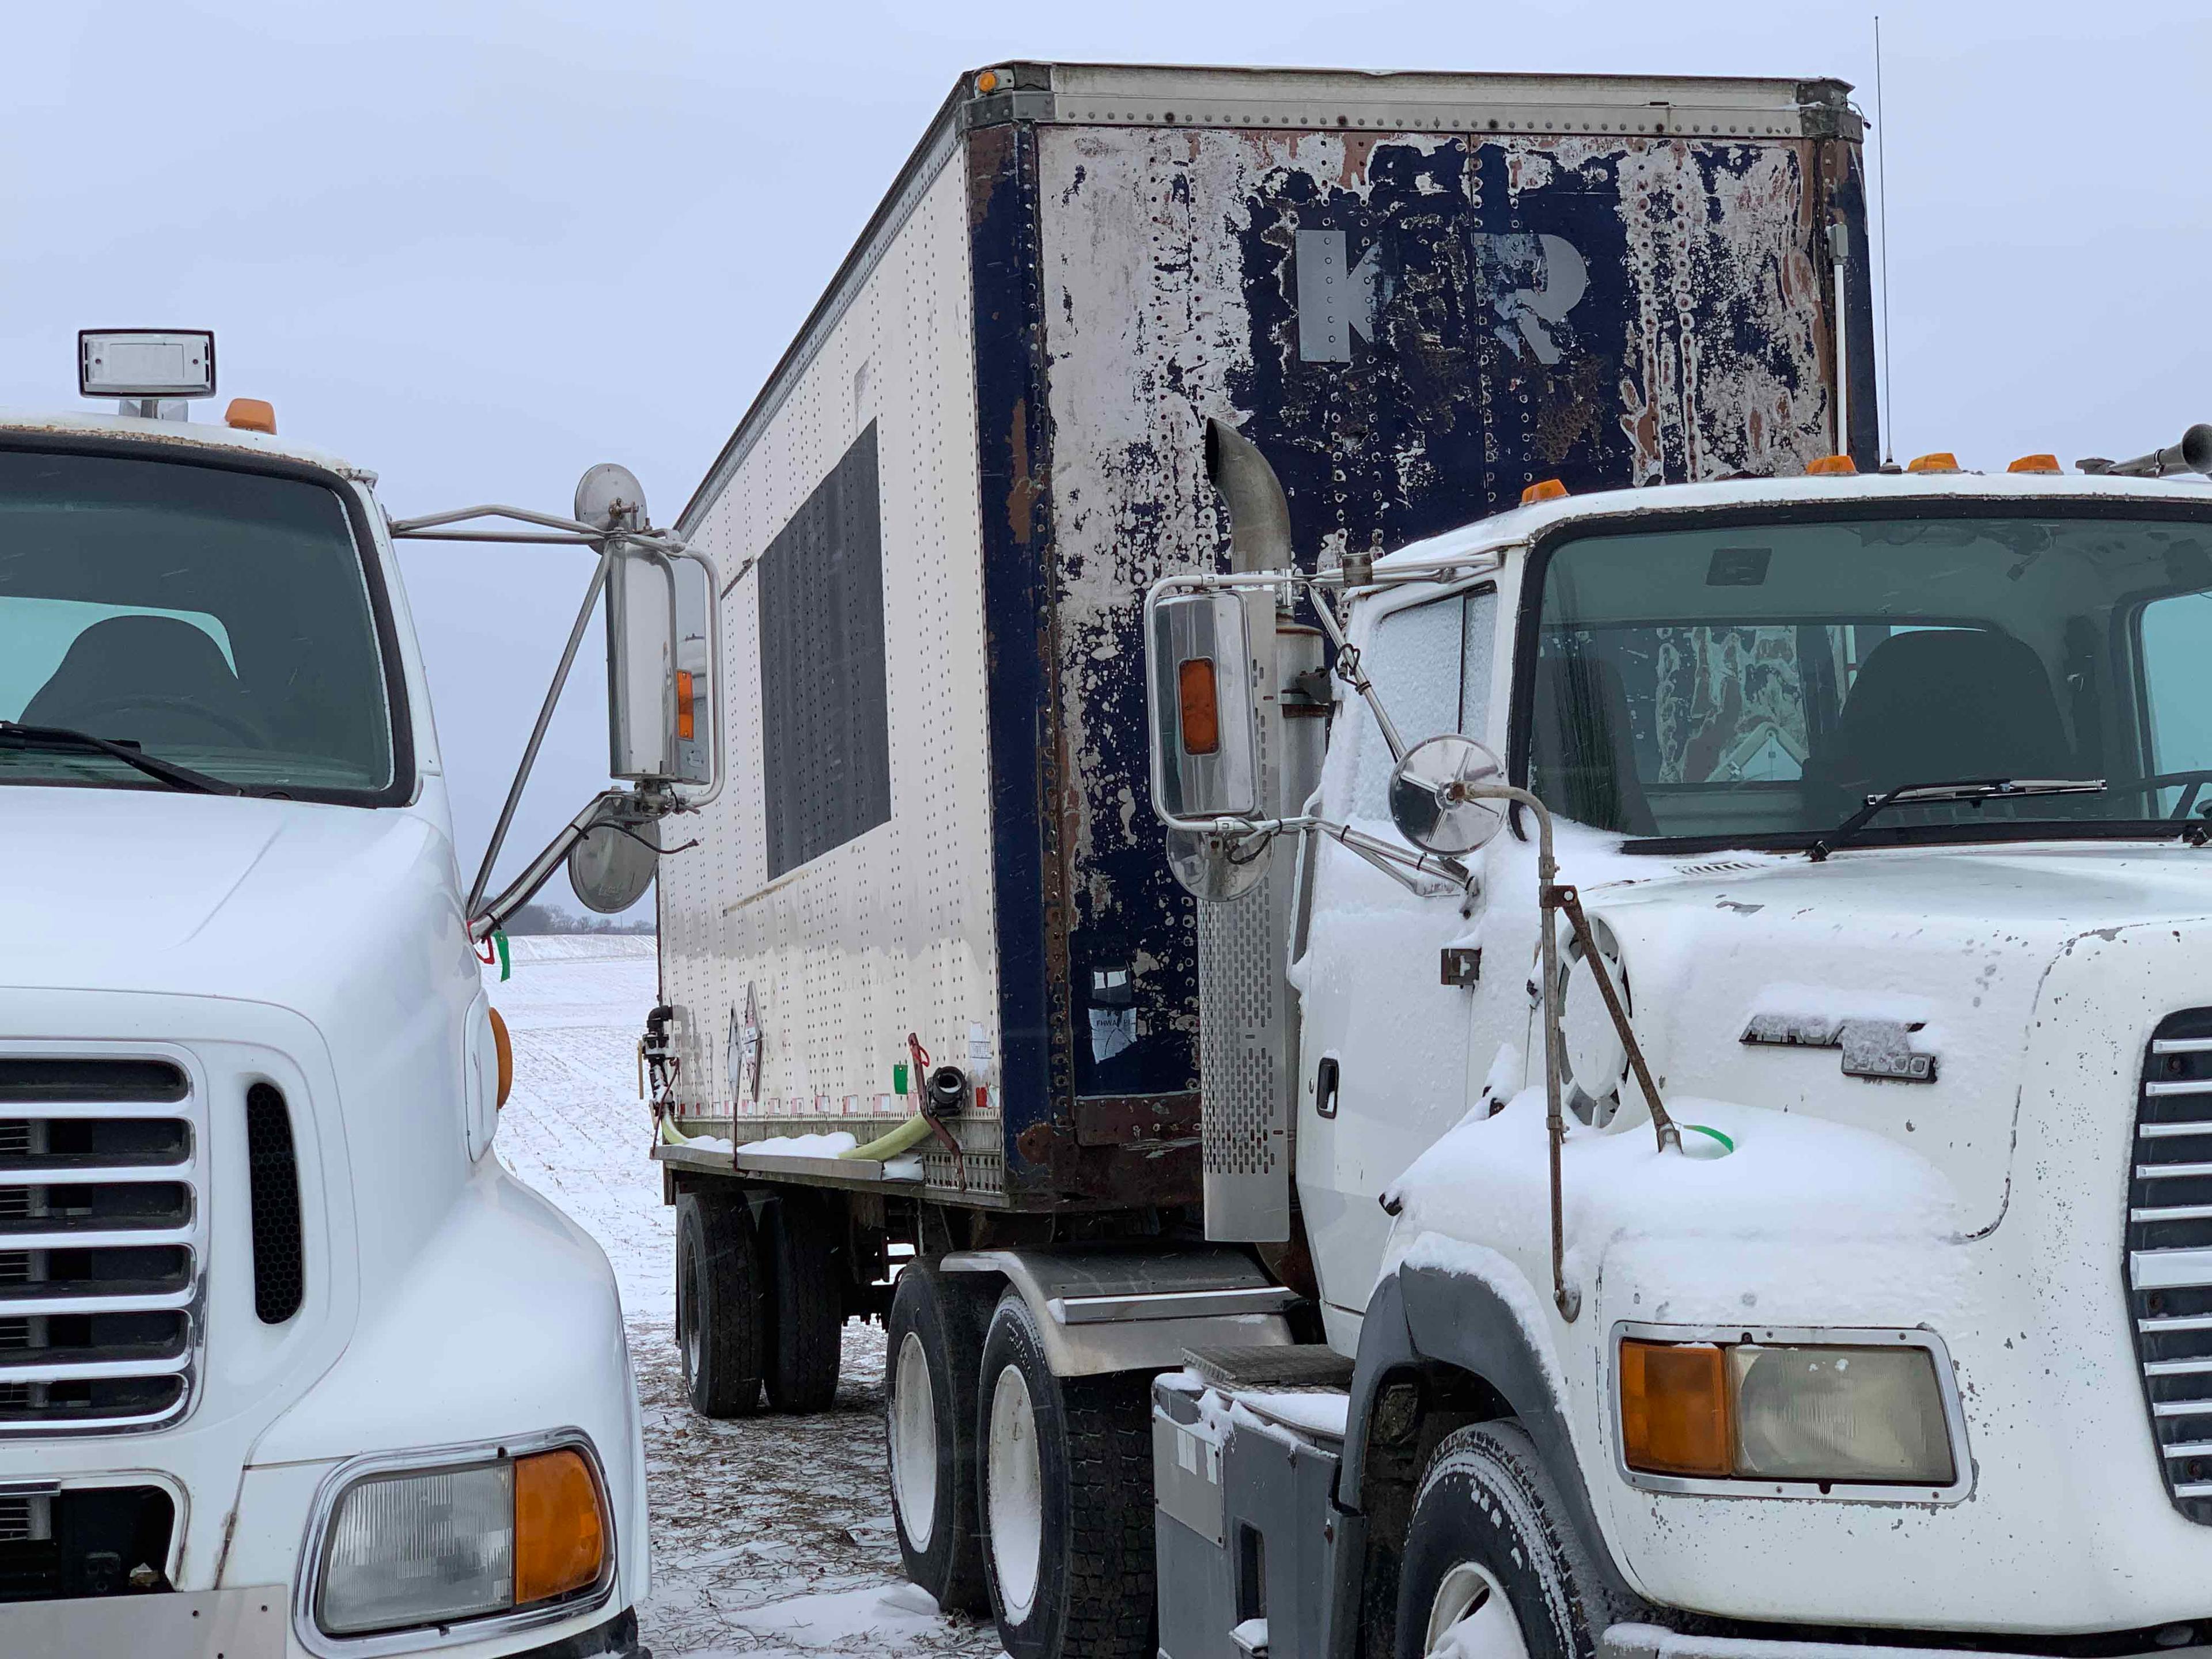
0, 1056, 200, 1433
2126, 1011, 2212, 1520
245, 1084, 304, 1324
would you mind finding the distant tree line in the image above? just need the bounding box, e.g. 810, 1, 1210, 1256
502, 902, 655, 936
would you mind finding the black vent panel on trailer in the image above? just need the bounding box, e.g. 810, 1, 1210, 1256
758, 421, 892, 879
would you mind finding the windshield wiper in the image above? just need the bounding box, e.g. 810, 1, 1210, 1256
1829, 776, 2106, 841
0, 722, 244, 796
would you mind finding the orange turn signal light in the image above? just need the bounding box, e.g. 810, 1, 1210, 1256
487, 1006, 513, 1108
1806, 454, 1857, 476
1907, 452, 1961, 474
513, 1448, 607, 1605
675, 669, 696, 743
2008, 454, 2062, 475
224, 397, 276, 435
1177, 657, 1220, 756
1521, 478, 1569, 504
1619, 1339, 1731, 1477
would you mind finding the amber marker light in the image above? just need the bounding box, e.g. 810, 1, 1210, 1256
1522, 478, 1568, 503
1619, 1339, 1732, 1477
1177, 657, 1221, 756
224, 397, 276, 434
675, 669, 696, 742
513, 1448, 607, 1606
1906, 452, 1961, 474
976, 69, 1000, 93
2009, 454, 2062, 474
1805, 454, 1857, 476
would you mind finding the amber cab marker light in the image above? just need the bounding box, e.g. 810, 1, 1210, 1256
976, 69, 1000, 93
1177, 657, 1221, 756
2009, 454, 2063, 475
675, 669, 696, 743
1620, 1339, 1732, 1477
1805, 454, 1857, 476
224, 397, 275, 435
1907, 452, 1961, 474
1522, 478, 1569, 504
513, 1448, 606, 1606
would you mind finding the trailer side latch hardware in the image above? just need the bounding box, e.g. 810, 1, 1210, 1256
1441, 947, 1482, 988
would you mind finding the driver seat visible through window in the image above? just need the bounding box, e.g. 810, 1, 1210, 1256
22, 615, 268, 748
1806, 629, 2075, 808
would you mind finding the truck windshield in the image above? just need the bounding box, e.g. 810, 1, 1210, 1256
1527, 508, 2212, 847
0, 447, 400, 802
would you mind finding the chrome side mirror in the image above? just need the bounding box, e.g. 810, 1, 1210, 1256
1389, 733, 1508, 854
1147, 590, 1259, 823
569, 798, 660, 913
586, 464, 714, 787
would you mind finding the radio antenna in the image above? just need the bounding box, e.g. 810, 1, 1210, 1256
1873, 13, 1896, 465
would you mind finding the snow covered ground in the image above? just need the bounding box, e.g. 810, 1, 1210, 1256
487, 934, 1002, 1659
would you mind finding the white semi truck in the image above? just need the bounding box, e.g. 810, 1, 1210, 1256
0, 330, 719, 1656
642, 58, 1941, 1659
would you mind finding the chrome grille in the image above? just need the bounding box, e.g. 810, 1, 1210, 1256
0, 1055, 201, 1434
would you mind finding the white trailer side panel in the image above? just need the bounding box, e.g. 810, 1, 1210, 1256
658, 145, 1002, 1189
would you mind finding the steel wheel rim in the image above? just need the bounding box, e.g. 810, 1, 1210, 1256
1425, 1560, 1529, 1659
678, 1230, 702, 1387
890, 1331, 940, 1552
986, 1363, 1043, 1620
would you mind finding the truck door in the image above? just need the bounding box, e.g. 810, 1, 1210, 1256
1294, 577, 1510, 1343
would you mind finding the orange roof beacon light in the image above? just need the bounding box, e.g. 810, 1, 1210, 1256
224, 397, 276, 435
1906, 452, 1960, 474
2008, 454, 2063, 475
1805, 454, 1858, 476
1521, 478, 1569, 504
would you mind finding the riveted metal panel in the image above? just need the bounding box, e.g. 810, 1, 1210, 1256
657, 148, 1005, 1202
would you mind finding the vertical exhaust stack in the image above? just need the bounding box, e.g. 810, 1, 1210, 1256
1205, 418, 1294, 574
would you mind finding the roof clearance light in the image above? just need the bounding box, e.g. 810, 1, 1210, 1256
2008, 453, 2063, 474
78, 329, 215, 399
1806, 454, 1857, 476
224, 397, 276, 435
1521, 478, 1569, 504
976, 69, 1000, 93
1907, 452, 1961, 474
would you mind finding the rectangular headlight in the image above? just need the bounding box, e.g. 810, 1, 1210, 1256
1620, 1335, 1956, 1489
1732, 1344, 1954, 1484
78, 329, 216, 398
315, 1446, 608, 1638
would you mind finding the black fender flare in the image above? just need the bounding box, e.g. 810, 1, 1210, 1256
1336, 1267, 1632, 1603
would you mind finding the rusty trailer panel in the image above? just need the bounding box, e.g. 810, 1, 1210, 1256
658, 62, 1873, 1214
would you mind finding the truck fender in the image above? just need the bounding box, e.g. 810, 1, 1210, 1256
1336, 1268, 1632, 1603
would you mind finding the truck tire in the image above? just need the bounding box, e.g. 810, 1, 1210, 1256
886, 1263, 993, 1613
1394, 1420, 1625, 1659
976, 1289, 1154, 1659
762, 1190, 842, 1412
673, 1189, 766, 1418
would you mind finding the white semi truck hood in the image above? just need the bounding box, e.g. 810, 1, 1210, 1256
1582, 839, 2212, 1234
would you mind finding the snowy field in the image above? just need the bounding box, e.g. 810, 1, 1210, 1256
487, 935, 1002, 1659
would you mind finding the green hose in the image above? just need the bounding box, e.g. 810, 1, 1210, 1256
657, 1116, 692, 1146
839, 1112, 937, 1161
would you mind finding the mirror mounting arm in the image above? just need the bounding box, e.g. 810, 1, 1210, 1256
1305, 592, 1407, 763
468, 789, 628, 942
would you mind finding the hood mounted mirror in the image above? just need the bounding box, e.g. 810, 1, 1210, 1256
1389, 734, 1508, 855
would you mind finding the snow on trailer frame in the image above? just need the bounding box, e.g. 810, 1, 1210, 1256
650, 60, 1877, 1216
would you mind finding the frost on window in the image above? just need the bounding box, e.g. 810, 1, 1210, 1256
1350, 590, 1494, 820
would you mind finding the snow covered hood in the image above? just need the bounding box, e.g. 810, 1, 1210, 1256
1572, 839, 2212, 1233
0, 786, 459, 1011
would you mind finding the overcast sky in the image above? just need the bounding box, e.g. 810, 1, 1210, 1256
5, 0, 2207, 915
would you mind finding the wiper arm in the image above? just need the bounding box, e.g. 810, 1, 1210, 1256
1830, 776, 2106, 840
0, 722, 244, 796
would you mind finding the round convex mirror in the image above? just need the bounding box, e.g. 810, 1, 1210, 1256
1388, 734, 1508, 855
569, 813, 660, 914
1165, 825, 1271, 902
